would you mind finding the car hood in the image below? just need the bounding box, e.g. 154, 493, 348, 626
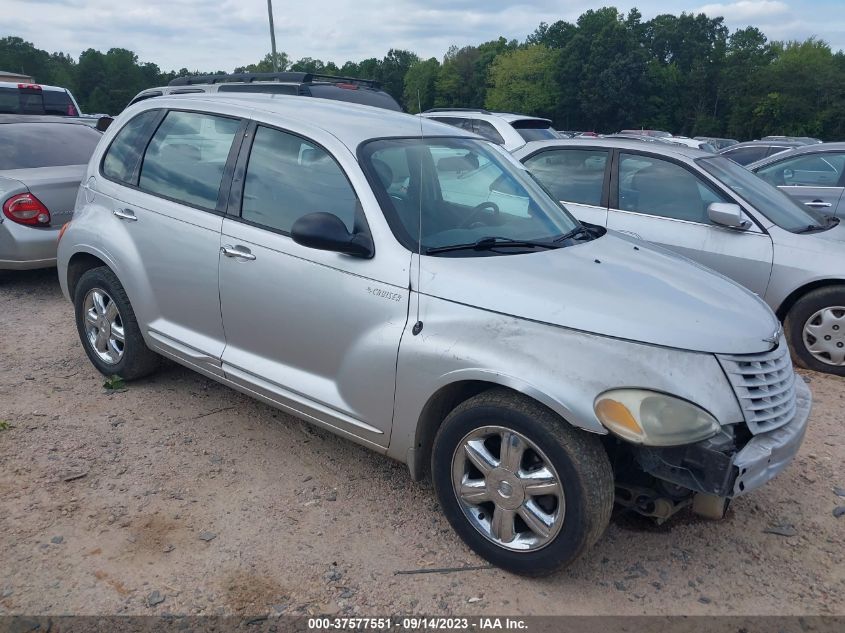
418, 231, 779, 354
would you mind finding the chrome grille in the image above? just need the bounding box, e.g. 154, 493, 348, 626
718, 338, 797, 434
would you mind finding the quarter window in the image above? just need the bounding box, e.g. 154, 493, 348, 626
138, 110, 240, 210
102, 110, 163, 184
618, 153, 728, 224
241, 126, 360, 233
523, 149, 608, 206
757, 152, 845, 187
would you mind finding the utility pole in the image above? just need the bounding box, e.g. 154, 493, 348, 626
267, 0, 278, 72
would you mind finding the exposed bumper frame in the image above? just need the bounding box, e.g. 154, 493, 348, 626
633, 375, 811, 498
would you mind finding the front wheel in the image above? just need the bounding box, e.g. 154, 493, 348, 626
73, 266, 159, 380
432, 389, 613, 576
785, 286, 845, 376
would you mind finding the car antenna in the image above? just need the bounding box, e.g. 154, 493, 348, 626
412, 90, 424, 336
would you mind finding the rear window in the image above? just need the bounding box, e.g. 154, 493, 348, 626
511, 119, 557, 142
307, 84, 402, 111
0, 87, 77, 116
0, 122, 100, 170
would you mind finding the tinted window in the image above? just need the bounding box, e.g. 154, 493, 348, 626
0, 87, 43, 114
138, 110, 239, 209
42, 90, 77, 116
218, 84, 298, 95
473, 120, 505, 145
700, 156, 825, 232
102, 110, 163, 184
0, 122, 100, 170
431, 117, 473, 132
241, 125, 359, 233
721, 146, 769, 166
523, 149, 608, 206
618, 153, 728, 223
757, 152, 845, 187
511, 119, 558, 142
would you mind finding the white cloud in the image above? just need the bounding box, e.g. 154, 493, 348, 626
696, 1, 789, 21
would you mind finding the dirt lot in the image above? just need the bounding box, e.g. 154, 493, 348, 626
0, 268, 843, 617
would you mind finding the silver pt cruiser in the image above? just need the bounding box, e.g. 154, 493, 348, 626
57, 95, 811, 575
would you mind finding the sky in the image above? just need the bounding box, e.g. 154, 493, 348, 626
3, 0, 844, 72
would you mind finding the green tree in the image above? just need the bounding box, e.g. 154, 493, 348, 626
485, 45, 559, 117
403, 57, 440, 113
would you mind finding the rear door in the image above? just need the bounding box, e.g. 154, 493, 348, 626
97, 108, 244, 373
607, 151, 773, 297
755, 150, 845, 218
217, 123, 409, 446
521, 146, 610, 226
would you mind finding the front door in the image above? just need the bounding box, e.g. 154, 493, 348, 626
755, 151, 845, 218
217, 124, 409, 446
608, 151, 774, 297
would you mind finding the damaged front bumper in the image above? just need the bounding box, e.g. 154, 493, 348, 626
633, 376, 811, 498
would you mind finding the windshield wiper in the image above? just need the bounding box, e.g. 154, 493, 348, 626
554, 225, 592, 243
795, 215, 840, 233
425, 236, 561, 255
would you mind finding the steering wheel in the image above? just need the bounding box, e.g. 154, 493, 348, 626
460, 201, 500, 229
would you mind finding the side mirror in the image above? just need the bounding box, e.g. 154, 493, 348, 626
708, 202, 749, 229
291, 212, 374, 258
95, 116, 114, 132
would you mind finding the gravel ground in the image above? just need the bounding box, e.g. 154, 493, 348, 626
0, 268, 843, 617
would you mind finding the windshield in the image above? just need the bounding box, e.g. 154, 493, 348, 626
698, 156, 826, 232
360, 137, 580, 255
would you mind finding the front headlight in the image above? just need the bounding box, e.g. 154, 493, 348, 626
594, 389, 720, 446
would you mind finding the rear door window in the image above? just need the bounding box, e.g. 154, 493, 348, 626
138, 110, 240, 210
523, 149, 608, 206
473, 120, 505, 145
0, 122, 101, 170
240, 125, 360, 233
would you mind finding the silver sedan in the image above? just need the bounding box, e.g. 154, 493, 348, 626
0, 115, 101, 270
515, 137, 845, 375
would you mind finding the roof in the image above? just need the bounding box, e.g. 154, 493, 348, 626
514, 137, 711, 159
0, 114, 91, 125
130, 93, 476, 150
746, 141, 845, 169
422, 109, 551, 124
0, 81, 70, 92
0, 71, 33, 80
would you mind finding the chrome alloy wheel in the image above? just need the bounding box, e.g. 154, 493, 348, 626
451, 425, 565, 551
803, 306, 845, 366
82, 288, 125, 365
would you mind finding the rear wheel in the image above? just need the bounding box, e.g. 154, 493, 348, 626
73, 267, 159, 380
432, 389, 613, 576
785, 286, 845, 375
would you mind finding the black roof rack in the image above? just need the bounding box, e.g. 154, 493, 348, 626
168, 71, 381, 89
423, 108, 492, 115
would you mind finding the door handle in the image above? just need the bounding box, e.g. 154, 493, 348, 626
805, 200, 832, 208
220, 245, 256, 261
113, 208, 137, 221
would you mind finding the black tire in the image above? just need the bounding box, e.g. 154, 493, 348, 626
73, 266, 159, 380
431, 389, 613, 576
784, 286, 845, 376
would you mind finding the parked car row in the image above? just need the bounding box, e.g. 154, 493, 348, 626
26, 91, 811, 577
2, 80, 833, 577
